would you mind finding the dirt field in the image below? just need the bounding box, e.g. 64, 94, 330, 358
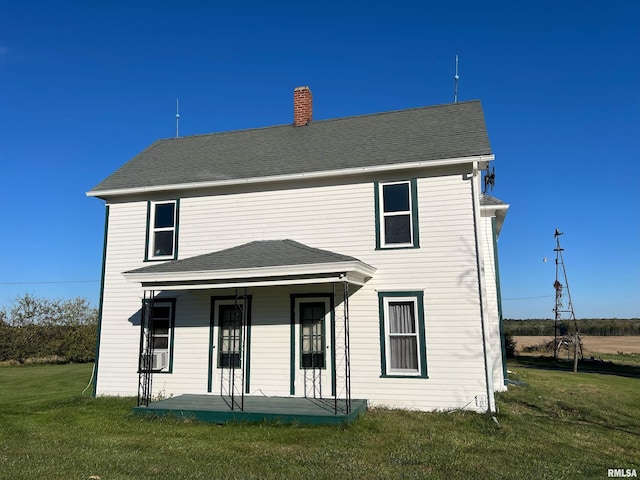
513, 336, 640, 355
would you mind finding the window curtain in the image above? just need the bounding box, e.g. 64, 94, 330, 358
389, 302, 418, 370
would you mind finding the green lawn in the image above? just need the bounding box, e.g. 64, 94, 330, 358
0, 361, 638, 480
591, 352, 640, 367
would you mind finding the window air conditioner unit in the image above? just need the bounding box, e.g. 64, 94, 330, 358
152, 352, 168, 370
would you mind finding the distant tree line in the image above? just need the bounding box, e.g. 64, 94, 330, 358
504, 318, 640, 336
0, 294, 98, 364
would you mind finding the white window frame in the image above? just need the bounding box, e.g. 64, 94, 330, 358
378, 180, 415, 248
147, 200, 177, 260
143, 299, 175, 373
382, 295, 423, 376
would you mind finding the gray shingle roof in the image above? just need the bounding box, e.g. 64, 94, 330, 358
89, 100, 491, 195
480, 194, 508, 206
125, 240, 364, 275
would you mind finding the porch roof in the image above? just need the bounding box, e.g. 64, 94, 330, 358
480, 193, 509, 236
123, 239, 376, 290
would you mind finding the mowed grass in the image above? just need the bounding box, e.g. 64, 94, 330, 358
0, 362, 638, 480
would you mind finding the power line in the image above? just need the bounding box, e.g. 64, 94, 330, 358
503, 295, 554, 301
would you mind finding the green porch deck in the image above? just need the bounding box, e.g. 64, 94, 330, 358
133, 395, 368, 425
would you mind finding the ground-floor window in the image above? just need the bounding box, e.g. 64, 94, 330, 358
378, 291, 427, 378
140, 298, 175, 373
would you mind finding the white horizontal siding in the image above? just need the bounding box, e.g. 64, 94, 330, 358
96, 169, 498, 411
178, 182, 374, 257
481, 216, 507, 391
96, 202, 147, 396
243, 287, 292, 396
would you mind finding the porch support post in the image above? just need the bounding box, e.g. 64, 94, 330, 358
229, 287, 249, 411
241, 287, 248, 411
343, 279, 352, 414
333, 282, 337, 414
138, 290, 154, 407
333, 278, 353, 415
230, 290, 238, 410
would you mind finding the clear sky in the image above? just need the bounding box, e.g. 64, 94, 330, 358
1, 1, 638, 319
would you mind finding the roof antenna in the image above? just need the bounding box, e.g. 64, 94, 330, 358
175, 98, 180, 138
453, 55, 459, 103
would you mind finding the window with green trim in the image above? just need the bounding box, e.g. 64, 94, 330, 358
376, 180, 419, 249
379, 292, 427, 377
147, 200, 178, 260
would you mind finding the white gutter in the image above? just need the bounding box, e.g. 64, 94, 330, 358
471, 161, 496, 413
135, 271, 369, 291
480, 204, 509, 214
87, 154, 494, 198
123, 261, 377, 285
480, 203, 510, 237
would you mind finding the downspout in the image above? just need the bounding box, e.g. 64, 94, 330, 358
92, 204, 110, 397
470, 162, 496, 413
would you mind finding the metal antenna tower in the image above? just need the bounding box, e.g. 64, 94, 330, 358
552, 229, 581, 370
453, 55, 460, 103
176, 98, 180, 138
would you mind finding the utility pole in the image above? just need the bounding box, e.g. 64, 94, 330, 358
552, 229, 581, 371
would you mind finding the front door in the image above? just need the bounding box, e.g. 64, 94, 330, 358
292, 297, 333, 398
209, 297, 249, 396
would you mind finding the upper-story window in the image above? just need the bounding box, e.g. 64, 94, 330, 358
146, 200, 179, 260
375, 180, 419, 249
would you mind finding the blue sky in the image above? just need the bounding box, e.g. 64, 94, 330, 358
1, 1, 638, 319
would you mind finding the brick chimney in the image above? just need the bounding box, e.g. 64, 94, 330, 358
293, 86, 312, 126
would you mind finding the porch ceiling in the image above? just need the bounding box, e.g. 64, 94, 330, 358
123, 239, 376, 290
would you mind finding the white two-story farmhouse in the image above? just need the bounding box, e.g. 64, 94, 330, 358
87, 87, 509, 421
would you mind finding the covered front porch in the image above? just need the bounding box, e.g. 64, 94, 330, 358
134, 394, 368, 425
125, 240, 376, 424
